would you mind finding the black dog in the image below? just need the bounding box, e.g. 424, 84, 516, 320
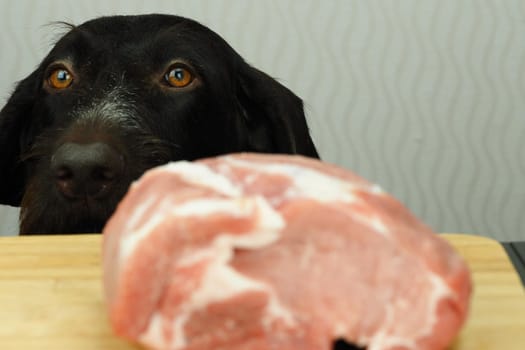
0, 14, 318, 234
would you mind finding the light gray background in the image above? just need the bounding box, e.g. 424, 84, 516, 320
1, 0, 524, 240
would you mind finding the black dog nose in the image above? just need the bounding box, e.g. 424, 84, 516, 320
51, 142, 123, 199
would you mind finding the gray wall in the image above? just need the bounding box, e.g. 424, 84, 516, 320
1, 0, 524, 240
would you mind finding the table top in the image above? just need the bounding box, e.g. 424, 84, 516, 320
0, 233, 524, 350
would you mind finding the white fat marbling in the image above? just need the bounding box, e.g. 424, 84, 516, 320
162, 161, 241, 197
138, 195, 292, 349
364, 271, 454, 350
224, 157, 364, 203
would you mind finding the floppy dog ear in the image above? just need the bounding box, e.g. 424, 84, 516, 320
0, 71, 40, 206
236, 65, 319, 158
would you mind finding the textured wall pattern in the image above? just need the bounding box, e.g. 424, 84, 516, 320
1, 0, 524, 240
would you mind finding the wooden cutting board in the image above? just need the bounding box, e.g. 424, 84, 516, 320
0, 233, 523, 349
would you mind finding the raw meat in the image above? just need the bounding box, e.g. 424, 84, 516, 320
102, 153, 471, 350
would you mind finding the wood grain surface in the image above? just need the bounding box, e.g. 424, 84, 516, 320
447, 234, 525, 350
0, 233, 523, 349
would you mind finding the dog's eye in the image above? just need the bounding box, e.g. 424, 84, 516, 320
48, 68, 74, 89
164, 66, 194, 88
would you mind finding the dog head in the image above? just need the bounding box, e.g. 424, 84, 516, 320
0, 14, 318, 234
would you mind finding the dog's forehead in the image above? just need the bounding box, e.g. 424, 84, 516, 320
76, 15, 217, 50
47, 14, 233, 68
81, 15, 196, 37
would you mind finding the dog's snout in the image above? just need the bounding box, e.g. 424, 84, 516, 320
51, 142, 123, 200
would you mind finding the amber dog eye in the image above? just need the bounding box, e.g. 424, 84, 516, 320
164, 66, 194, 88
48, 68, 74, 89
